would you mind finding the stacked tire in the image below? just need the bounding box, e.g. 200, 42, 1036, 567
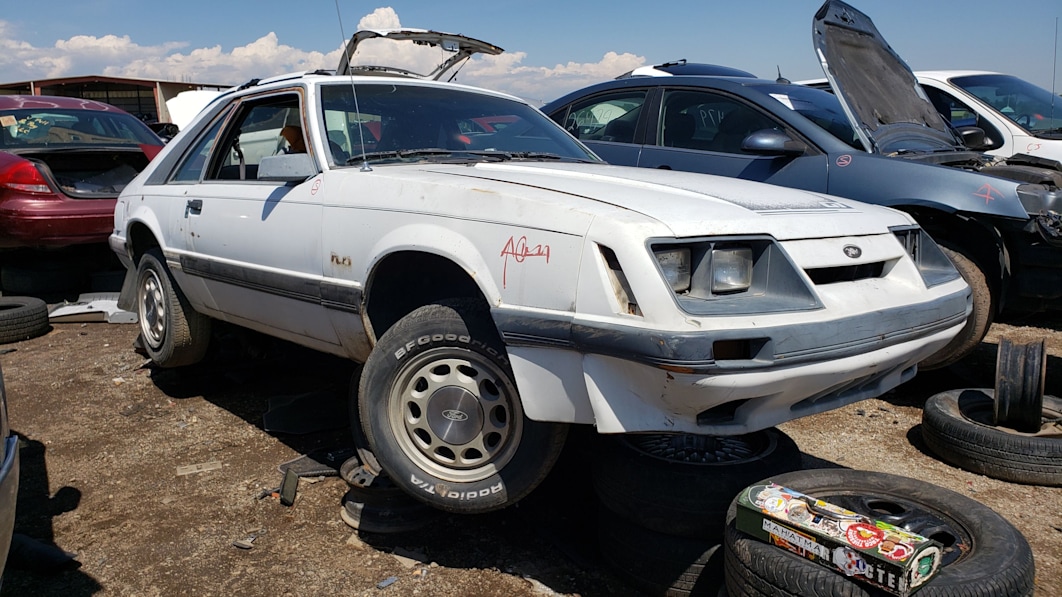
592, 429, 803, 596
722, 469, 1036, 596
338, 456, 441, 534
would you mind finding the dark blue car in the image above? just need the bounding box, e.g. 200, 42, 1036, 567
542, 2, 1062, 368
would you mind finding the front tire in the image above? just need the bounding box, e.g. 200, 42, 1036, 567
358, 300, 567, 514
920, 247, 993, 370
135, 249, 211, 367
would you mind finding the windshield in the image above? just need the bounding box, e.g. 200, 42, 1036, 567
0, 108, 160, 149
751, 84, 863, 150
320, 83, 598, 165
951, 74, 1062, 137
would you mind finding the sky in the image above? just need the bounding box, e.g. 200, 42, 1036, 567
1, 0, 1060, 106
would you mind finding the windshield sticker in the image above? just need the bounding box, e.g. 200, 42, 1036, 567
500, 235, 550, 289
974, 183, 1004, 204
836, 154, 852, 167
769, 94, 795, 110
0, 115, 15, 127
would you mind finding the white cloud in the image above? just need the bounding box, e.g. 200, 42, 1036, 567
0, 9, 643, 103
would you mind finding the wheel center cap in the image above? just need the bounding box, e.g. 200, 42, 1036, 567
426, 386, 483, 445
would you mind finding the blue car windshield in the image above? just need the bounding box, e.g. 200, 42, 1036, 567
950, 74, 1062, 136
750, 84, 863, 150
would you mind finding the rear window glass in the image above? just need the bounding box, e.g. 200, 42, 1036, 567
0, 108, 160, 148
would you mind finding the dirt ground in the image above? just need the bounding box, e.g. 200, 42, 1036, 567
0, 313, 1059, 596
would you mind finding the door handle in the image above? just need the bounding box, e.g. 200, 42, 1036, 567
186, 199, 203, 213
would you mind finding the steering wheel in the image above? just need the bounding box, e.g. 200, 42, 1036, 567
1014, 114, 1034, 129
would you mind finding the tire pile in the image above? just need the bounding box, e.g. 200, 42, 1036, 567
334, 427, 1039, 596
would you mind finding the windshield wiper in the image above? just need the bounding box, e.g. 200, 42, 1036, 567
348, 148, 516, 165
508, 151, 596, 163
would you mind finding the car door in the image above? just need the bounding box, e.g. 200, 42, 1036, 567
181, 90, 339, 345
555, 88, 649, 166
637, 88, 828, 192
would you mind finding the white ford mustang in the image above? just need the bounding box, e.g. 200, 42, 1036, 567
110, 30, 970, 513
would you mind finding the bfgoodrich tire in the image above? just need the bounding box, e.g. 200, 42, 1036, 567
593, 429, 801, 539
723, 469, 1034, 597
922, 389, 1062, 486
358, 300, 567, 514
135, 249, 211, 368
0, 296, 49, 344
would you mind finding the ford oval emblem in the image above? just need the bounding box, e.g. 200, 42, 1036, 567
843, 245, 862, 259
442, 409, 469, 422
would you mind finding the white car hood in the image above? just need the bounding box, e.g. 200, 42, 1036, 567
420, 161, 909, 240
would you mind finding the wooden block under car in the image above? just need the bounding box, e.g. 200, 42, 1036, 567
735, 482, 942, 596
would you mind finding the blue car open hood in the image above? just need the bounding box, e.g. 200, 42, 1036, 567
812, 1, 963, 154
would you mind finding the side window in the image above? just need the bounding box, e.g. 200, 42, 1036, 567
170, 114, 227, 183
921, 86, 1003, 150
560, 90, 647, 144
207, 95, 304, 181
660, 90, 779, 154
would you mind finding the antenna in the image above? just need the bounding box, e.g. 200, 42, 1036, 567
1052, 16, 1058, 125
334, 0, 372, 172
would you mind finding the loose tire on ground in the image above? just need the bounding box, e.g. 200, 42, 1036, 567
358, 300, 567, 514
993, 338, 1046, 432
723, 469, 1035, 597
135, 249, 211, 367
593, 429, 802, 539
920, 247, 993, 370
598, 506, 723, 597
922, 389, 1062, 486
339, 475, 441, 534
0, 296, 49, 344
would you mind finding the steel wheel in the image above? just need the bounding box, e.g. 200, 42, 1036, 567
724, 469, 1035, 596
132, 249, 210, 368
994, 337, 1046, 432
138, 267, 167, 350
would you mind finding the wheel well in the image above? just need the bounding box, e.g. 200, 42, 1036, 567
127, 222, 161, 265
901, 207, 1005, 309
364, 251, 489, 341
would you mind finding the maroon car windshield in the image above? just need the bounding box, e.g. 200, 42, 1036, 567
1, 108, 160, 149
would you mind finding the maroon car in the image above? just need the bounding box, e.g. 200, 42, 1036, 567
0, 95, 163, 249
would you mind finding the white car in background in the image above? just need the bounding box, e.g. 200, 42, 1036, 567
110, 29, 970, 515
916, 71, 1062, 161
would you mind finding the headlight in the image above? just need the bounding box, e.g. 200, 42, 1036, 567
711, 247, 753, 294
650, 237, 820, 316
891, 226, 961, 288
654, 247, 691, 292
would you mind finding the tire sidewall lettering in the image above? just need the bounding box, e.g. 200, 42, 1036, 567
392, 332, 508, 366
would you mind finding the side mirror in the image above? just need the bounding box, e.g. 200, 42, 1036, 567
956, 126, 987, 150
741, 129, 807, 156
258, 153, 317, 182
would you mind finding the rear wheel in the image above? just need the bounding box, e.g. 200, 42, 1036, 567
135, 249, 210, 367
920, 247, 992, 370
358, 300, 567, 514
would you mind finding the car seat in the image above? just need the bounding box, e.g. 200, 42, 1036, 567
663, 111, 695, 148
